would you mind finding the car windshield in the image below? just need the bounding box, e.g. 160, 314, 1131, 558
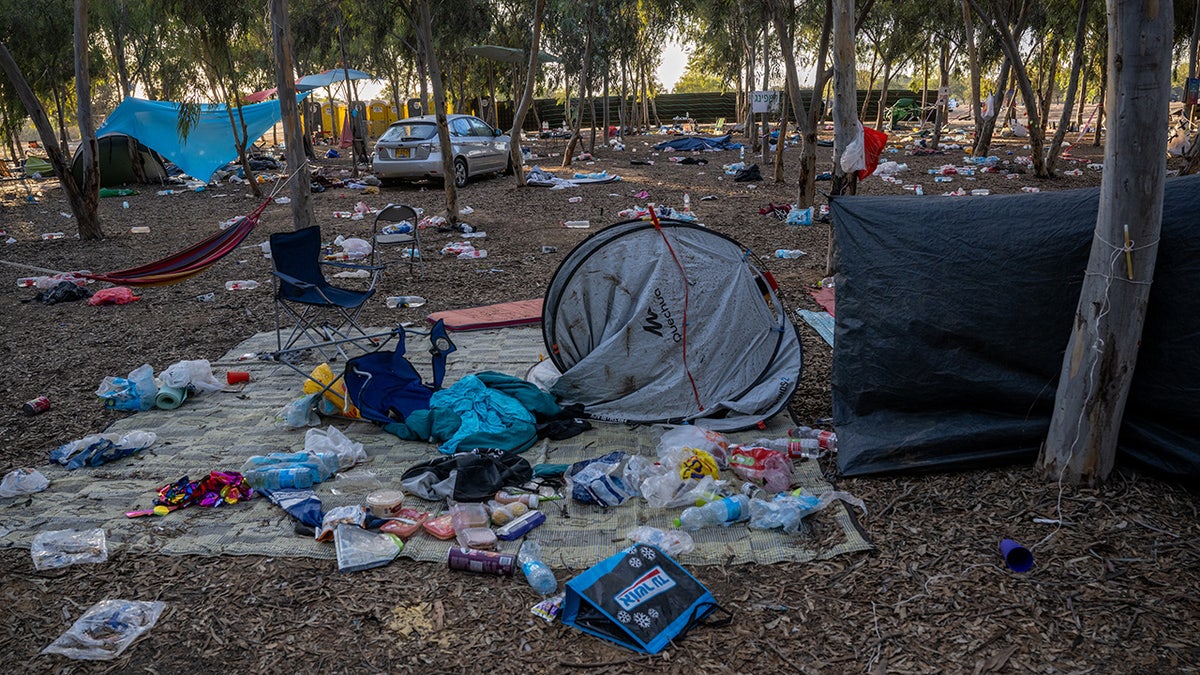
379, 123, 437, 143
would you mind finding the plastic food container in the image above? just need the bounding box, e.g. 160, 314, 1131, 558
456, 527, 498, 550
449, 502, 489, 531
423, 513, 456, 540
379, 508, 429, 539
366, 489, 405, 518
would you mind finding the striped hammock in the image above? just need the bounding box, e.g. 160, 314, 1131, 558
84, 198, 271, 286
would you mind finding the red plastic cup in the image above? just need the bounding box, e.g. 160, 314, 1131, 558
227, 371, 250, 385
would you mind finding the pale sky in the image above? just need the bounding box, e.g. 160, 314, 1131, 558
657, 38, 690, 92
353, 38, 693, 100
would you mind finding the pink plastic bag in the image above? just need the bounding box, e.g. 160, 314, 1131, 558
87, 287, 139, 305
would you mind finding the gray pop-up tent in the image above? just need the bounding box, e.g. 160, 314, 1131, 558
532, 218, 803, 431
830, 174, 1200, 478
70, 134, 168, 187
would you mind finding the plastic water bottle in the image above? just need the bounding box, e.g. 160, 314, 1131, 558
774, 249, 806, 259
739, 146, 745, 161
517, 541, 557, 595
677, 495, 750, 530
157, 189, 176, 196
683, 193, 691, 211
386, 295, 427, 308
225, 280, 259, 291
245, 467, 315, 491
789, 427, 838, 452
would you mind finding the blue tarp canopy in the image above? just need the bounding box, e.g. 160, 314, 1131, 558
653, 134, 740, 152
96, 95, 307, 182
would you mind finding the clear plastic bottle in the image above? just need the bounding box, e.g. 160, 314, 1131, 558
677, 494, 750, 530
774, 249, 806, 259
683, 193, 692, 211
225, 280, 260, 291
244, 466, 315, 491
517, 541, 557, 595
386, 295, 427, 309
789, 427, 838, 452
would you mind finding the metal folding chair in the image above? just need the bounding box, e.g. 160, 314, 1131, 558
372, 203, 424, 279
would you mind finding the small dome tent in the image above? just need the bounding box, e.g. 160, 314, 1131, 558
71, 134, 168, 187
532, 217, 803, 431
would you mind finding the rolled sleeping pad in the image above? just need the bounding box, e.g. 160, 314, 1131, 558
154, 384, 189, 410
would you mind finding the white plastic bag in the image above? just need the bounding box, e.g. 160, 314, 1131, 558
656, 425, 731, 468
1010, 119, 1028, 138
305, 425, 367, 469
840, 122, 866, 174
0, 467, 50, 497
41, 599, 165, 660
159, 359, 224, 394
338, 237, 373, 258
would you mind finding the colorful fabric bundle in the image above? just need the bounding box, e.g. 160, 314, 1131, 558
154, 471, 254, 509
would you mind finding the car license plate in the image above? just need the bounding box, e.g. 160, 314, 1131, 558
395, 148, 410, 158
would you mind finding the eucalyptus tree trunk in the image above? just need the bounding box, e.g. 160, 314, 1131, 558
1041, 0, 1172, 487
971, 0, 1050, 177
270, 0, 313, 230
961, 0, 984, 142
418, 0, 457, 223
932, 42, 948, 150
509, 0, 547, 186
829, 0, 857, 275
0, 43, 96, 238
973, 56, 1011, 156
74, 0, 101, 240
1045, 0, 1092, 175
562, 8, 595, 167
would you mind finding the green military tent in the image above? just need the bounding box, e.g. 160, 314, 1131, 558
71, 134, 169, 187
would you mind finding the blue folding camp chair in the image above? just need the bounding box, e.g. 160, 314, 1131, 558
269, 225, 384, 362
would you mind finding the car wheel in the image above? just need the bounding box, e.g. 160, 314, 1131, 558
453, 157, 468, 188
503, 154, 514, 176
379, 176, 401, 187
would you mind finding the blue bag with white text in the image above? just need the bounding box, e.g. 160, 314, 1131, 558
561, 544, 730, 654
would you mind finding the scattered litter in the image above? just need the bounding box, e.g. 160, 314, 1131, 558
440, 242, 487, 258
0, 467, 50, 497
50, 430, 157, 469
87, 287, 139, 306
41, 599, 166, 661
31, 528, 108, 570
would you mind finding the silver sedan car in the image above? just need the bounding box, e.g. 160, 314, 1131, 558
372, 114, 511, 187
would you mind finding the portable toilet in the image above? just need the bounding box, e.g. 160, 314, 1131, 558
367, 100, 392, 137
321, 100, 347, 133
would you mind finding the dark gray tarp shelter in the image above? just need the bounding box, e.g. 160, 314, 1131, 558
830, 174, 1200, 478
533, 218, 803, 431
71, 134, 168, 187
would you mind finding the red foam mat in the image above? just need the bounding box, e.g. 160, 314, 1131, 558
426, 298, 544, 331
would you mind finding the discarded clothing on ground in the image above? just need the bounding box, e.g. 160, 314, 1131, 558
383, 372, 560, 454
400, 448, 533, 501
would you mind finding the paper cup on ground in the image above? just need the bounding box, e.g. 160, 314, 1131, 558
227, 371, 250, 385
999, 538, 1034, 573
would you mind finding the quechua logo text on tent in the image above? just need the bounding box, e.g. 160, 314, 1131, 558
615, 566, 677, 611
643, 288, 682, 342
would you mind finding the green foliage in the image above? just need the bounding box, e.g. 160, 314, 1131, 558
673, 58, 729, 94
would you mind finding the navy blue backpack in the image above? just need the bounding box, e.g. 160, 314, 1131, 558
342, 320, 456, 424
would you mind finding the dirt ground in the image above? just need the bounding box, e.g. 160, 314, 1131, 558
0, 123, 1197, 673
